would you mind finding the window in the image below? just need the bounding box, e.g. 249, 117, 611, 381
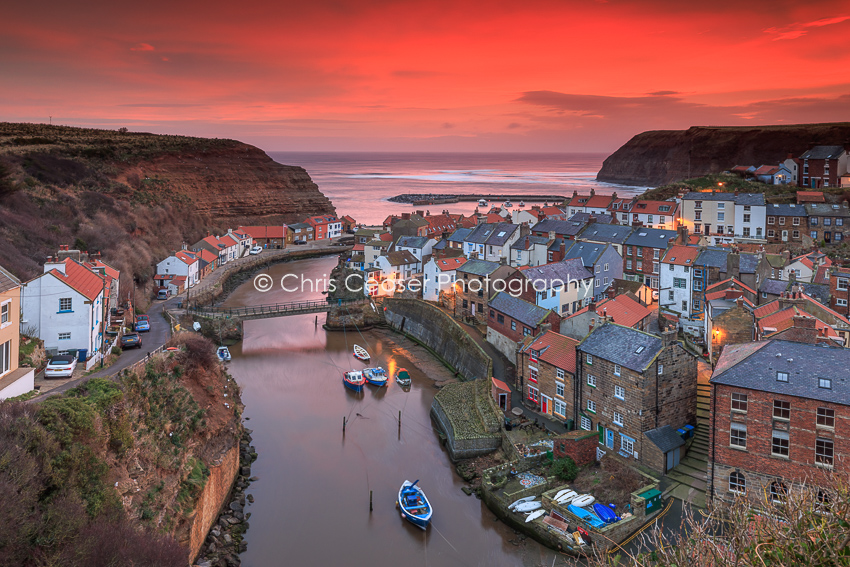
768, 216, 775, 225
626, 260, 632, 270
717, 212, 725, 222
731, 392, 747, 412
837, 278, 849, 291
59, 298, 72, 311
811, 217, 819, 226
773, 400, 790, 419
816, 438, 834, 467
0, 340, 9, 375
817, 407, 835, 428
587, 374, 596, 387
614, 364, 621, 376
776, 371, 788, 382
793, 230, 800, 239
497, 314, 504, 324
778, 216, 786, 225
613, 412, 623, 426
838, 218, 844, 226
528, 385, 539, 403
604, 263, 609, 271
541, 290, 548, 300
511, 321, 516, 331
824, 218, 832, 226
653, 249, 660, 260
554, 399, 567, 417
528, 367, 538, 383
587, 400, 596, 413
668, 264, 675, 271
556, 368, 565, 380
693, 280, 703, 291
58, 332, 71, 340
636, 260, 643, 271
694, 224, 701, 234
626, 246, 632, 256
614, 385, 625, 400
580, 415, 592, 431
768, 229, 775, 237
681, 300, 687, 311
556, 381, 565, 397
620, 434, 634, 455
770, 482, 787, 503
648, 215, 654, 223
523, 327, 531, 337
595, 265, 601, 274
668, 290, 674, 301
729, 471, 746, 494
0, 302, 8, 325
743, 227, 750, 237
730, 423, 747, 448
586, 354, 593, 365
819, 378, 832, 389
658, 364, 663, 375
674, 277, 687, 289
717, 202, 725, 210
603, 277, 608, 286
771, 431, 789, 457
793, 217, 800, 226
595, 278, 600, 287
743, 214, 751, 224
837, 233, 844, 242
694, 201, 702, 209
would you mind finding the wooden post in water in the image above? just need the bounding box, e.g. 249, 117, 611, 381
370, 490, 373, 512
343, 416, 346, 433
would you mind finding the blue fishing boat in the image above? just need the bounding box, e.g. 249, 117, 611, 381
364, 367, 388, 387
343, 370, 365, 392
568, 504, 605, 529
398, 480, 432, 530
593, 502, 620, 524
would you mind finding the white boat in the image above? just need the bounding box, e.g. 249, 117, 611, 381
504, 200, 513, 208
553, 489, 572, 501
514, 501, 542, 513
508, 496, 536, 511
571, 494, 595, 508
363, 367, 388, 387
478, 199, 487, 207
525, 509, 546, 523
556, 490, 578, 505
216, 346, 231, 362
353, 344, 370, 361
519, 201, 525, 208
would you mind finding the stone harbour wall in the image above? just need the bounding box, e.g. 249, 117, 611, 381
188, 443, 241, 560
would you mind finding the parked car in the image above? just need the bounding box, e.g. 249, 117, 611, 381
121, 332, 142, 349
249, 245, 263, 255
45, 355, 78, 378
157, 289, 170, 300
134, 315, 150, 332
652, 289, 659, 301
294, 239, 307, 245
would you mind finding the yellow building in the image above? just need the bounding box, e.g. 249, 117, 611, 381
0, 265, 35, 400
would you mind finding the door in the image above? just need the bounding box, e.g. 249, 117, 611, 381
666, 447, 681, 472
498, 393, 507, 410
541, 395, 551, 415
471, 302, 476, 316
782, 230, 788, 242
606, 429, 614, 449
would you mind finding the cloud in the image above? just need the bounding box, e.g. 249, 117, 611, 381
130, 43, 155, 51
648, 90, 680, 96
764, 14, 850, 40
442, 122, 454, 128
506, 122, 522, 129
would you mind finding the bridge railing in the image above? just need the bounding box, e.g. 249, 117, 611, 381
189, 297, 363, 317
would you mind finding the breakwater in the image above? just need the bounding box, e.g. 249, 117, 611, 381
388, 193, 569, 204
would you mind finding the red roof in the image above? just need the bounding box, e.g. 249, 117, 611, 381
201, 235, 225, 249
706, 278, 756, 296
583, 195, 613, 209
796, 191, 825, 203
485, 213, 504, 223
176, 250, 198, 265
238, 226, 285, 239
170, 275, 187, 283
352, 243, 365, 252
790, 252, 832, 271
758, 308, 839, 339
198, 249, 218, 264
86, 259, 119, 281
49, 259, 104, 301
755, 293, 850, 326
379, 232, 393, 242
814, 265, 831, 285
662, 245, 700, 266
607, 198, 633, 212
753, 165, 779, 175
491, 377, 511, 392
524, 330, 579, 374
569, 294, 651, 329
632, 200, 678, 216
435, 257, 467, 271
341, 215, 356, 223
424, 214, 457, 236
541, 206, 565, 217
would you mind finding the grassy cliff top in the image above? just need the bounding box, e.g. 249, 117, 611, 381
642, 173, 850, 204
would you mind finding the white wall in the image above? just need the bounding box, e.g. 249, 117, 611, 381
0, 368, 34, 400
21, 274, 101, 355
660, 263, 692, 315
422, 259, 456, 302
734, 204, 766, 239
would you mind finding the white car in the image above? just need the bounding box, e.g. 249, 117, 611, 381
45, 355, 78, 378
249, 246, 263, 255
652, 290, 659, 301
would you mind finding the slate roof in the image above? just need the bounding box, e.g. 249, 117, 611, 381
644, 425, 686, 453
385, 250, 419, 266
288, 222, 312, 230
396, 236, 430, 249
735, 193, 766, 206
465, 223, 498, 244
489, 292, 553, 327
447, 227, 472, 243
563, 241, 608, 268
760, 278, 788, 295
739, 253, 759, 274
696, 248, 729, 268
485, 223, 520, 246
800, 282, 830, 305
521, 259, 593, 288
800, 145, 845, 160
711, 340, 850, 406
511, 235, 550, 250
681, 192, 765, 206
457, 258, 502, 276
624, 227, 677, 248
568, 212, 615, 225
0, 265, 21, 294
766, 203, 807, 217
805, 202, 850, 217
531, 219, 585, 237
577, 323, 663, 372
432, 239, 447, 251
576, 223, 634, 244
521, 330, 579, 374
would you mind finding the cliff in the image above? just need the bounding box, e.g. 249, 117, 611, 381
597, 123, 850, 186
0, 123, 334, 286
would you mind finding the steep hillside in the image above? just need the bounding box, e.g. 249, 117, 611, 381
597, 123, 850, 186
0, 123, 335, 287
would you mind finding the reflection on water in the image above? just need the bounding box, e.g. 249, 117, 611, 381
223, 257, 557, 566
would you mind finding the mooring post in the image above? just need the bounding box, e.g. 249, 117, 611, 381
370, 490, 373, 512
343, 416, 346, 433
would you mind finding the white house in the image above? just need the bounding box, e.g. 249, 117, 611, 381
659, 245, 700, 317
520, 258, 594, 316
483, 223, 522, 263
21, 258, 106, 358
628, 200, 678, 230
219, 232, 242, 262
513, 209, 541, 228
510, 235, 551, 267
370, 251, 420, 296
782, 252, 831, 283
422, 256, 467, 302
394, 236, 436, 272
733, 193, 766, 240
156, 249, 200, 288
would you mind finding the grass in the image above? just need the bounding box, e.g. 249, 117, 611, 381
569, 457, 646, 511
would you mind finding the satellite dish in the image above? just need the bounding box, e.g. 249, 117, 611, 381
193, 322, 201, 332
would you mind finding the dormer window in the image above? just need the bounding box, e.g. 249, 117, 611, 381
635, 346, 645, 354
819, 378, 832, 389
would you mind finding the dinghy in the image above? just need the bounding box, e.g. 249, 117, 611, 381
504, 200, 513, 208
525, 509, 545, 523
593, 503, 620, 524
553, 489, 572, 501
364, 367, 388, 387
343, 370, 365, 393
508, 496, 536, 511
567, 504, 605, 528
478, 199, 488, 207
395, 368, 411, 387
514, 501, 542, 513
398, 480, 432, 530
571, 494, 595, 508
216, 346, 231, 362
353, 344, 370, 361
556, 490, 578, 505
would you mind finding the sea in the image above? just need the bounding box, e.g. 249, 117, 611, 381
269, 152, 648, 224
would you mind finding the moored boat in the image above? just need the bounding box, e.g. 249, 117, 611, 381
217, 346, 231, 362
343, 370, 365, 392
395, 368, 411, 387
364, 367, 388, 387
353, 344, 370, 361
504, 200, 513, 208
398, 480, 432, 529
478, 198, 487, 207
519, 201, 525, 207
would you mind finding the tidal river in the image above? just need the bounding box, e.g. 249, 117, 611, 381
223, 256, 564, 566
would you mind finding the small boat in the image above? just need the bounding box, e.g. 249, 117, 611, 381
568, 504, 605, 528
216, 346, 231, 362
509, 496, 536, 511
525, 509, 546, 523
398, 480, 432, 530
514, 501, 542, 513
343, 370, 365, 392
556, 490, 578, 505
395, 368, 411, 387
519, 201, 525, 208
572, 531, 585, 546
478, 199, 487, 207
364, 367, 388, 387
593, 503, 620, 524
504, 200, 513, 208
553, 488, 573, 501
571, 494, 595, 508
353, 344, 370, 361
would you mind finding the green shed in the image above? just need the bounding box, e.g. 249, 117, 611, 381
641, 488, 662, 514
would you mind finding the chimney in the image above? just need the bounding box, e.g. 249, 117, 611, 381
661, 325, 677, 347
734, 190, 739, 197
735, 297, 743, 308
587, 215, 597, 225
632, 220, 643, 228
590, 188, 596, 196
44, 257, 66, 275
548, 230, 556, 241
727, 253, 740, 278
539, 322, 552, 333
792, 315, 818, 344
677, 224, 688, 245
402, 212, 411, 220
789, 270, 796, 284
589, 318, 596, 333
416, 210, 424, 217
588, 301, 596, 313
612, 192, 617, 200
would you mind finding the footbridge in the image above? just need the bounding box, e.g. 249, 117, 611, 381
189, 297, 366, 321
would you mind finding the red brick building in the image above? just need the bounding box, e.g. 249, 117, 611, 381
622, 227, 677, 290
486, 292, 560, 360
516, 329, 579, 420
709, 340, 849, 505
798, 145, 848, 188
830, 267, 850, 317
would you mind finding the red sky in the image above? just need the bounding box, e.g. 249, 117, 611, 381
2, 0, 849, 153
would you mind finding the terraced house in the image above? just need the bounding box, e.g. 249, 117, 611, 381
680, 191, 766, 244
765, 204, 808, 245
517, 330, 580, 422
804, 201, 850, 244
486, 292, 560, 360
622, 227, 677, 291
574, 322, 697, 475
454, 259, 522, 324
708, 341, 850, 506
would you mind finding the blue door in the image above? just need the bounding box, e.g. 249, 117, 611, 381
606, 429, 614, 449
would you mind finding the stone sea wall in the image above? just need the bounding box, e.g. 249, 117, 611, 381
188, 443, 240, 559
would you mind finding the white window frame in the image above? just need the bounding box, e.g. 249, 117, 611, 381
613, 411, 623, 426
58, 332, 71, 340
556, 368, 565, 380
554, 399, 567, 418
730, 423, 747, 448
587, 374, 596, 387
580, 415, 591, 431
59, 297, 72, 312
614, 385, 625, 400
620, 434, 634, 455
0, 300, 9, 327
587, 399, 596, 413
614, 364, 621, 376
555, 381, 565, 398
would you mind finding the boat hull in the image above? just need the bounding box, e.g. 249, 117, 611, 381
343, 380, 364, 393
398, 480, 432, 530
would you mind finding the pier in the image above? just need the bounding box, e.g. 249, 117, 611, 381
388, 193, 569, 205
